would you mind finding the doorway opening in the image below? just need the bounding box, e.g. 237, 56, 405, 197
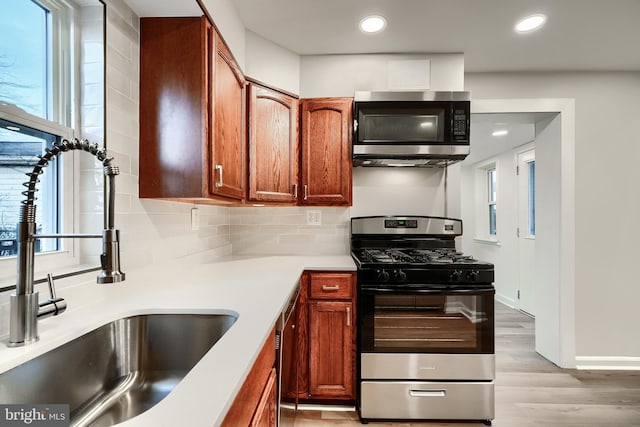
459, 98, 575, 369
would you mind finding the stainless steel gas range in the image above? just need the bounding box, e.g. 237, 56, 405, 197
350, 216, 495, 425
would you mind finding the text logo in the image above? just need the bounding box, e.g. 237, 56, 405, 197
0, 405, 69, 426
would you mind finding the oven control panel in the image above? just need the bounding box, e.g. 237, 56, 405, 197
385, 219, 418, 229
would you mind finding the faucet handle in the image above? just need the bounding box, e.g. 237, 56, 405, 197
38, 273, 67, 319
46, 273, 57, 299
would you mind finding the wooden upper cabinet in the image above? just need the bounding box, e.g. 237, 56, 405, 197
139, 17, 246, 203
247, 83, 299, 203
300, 98, 353, 206
211, 35, 246, 200
139, 17, 210, 200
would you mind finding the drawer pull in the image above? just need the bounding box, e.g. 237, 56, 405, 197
409, 389, 446, 398
322, 285, 340, 291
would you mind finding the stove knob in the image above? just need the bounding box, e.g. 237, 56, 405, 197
449, 269, 463, 282
376, 269, 390, 282
466, 270, 480, 282
393, 269, 407, 282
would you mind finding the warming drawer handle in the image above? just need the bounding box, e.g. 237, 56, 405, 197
322, 285, 340, 291
409, 389, 447, 398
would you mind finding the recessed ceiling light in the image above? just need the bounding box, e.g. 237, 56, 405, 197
492, 130, 509, 137
515, 14, 546, 33
359, 15, 386, 34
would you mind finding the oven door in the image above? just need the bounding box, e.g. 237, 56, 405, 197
358, 285, 494, 354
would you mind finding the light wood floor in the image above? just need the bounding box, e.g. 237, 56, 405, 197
291, 302, 640, 426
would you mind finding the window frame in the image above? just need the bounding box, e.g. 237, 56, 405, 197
0, 0, 82, 283
474, 159, 499, 243
487, 167, 497, 236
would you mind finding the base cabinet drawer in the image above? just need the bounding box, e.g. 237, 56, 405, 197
360, 381, 494, 421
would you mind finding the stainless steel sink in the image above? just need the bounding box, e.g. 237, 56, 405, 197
0, 313, 237, 426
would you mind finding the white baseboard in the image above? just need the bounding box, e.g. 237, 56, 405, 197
495, 293, 516, 308
575, 356, 640, 371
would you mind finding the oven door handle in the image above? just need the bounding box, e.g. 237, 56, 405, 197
359, 286, 495, 296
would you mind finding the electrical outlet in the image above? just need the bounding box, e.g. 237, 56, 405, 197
306, 210, 321, 226
191, 207, 200, 231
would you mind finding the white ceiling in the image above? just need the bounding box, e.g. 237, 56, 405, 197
231, 0, 640, 72
125, 0, 640, 72
464, 113, 557, 165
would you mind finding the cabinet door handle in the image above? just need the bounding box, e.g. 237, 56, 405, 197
303, 185, 308, 200
215, 164, 223, 188
322, 285, 340, 291
346, 306, 351, 327
293, 184, 298, 199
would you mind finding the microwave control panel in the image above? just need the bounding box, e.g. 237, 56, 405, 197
452, 102, 470, 140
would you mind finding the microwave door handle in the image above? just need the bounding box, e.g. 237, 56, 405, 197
353, 119, 358, 132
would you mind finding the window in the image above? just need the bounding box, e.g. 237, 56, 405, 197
0, 0, 75, 260
487, 167, 497, 236
0, 118, 61, 257
527, 160, 535, 236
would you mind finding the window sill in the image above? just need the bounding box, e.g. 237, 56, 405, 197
473, 237, 501, 246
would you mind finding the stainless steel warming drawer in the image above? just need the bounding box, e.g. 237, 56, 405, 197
360, 380, 494, 420
361, 353, 495, 381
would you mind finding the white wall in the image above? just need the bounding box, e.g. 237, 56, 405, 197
352, 168, 447, 218
300, 53, 464, 98
244, 30, 300, 95
466, 71, 640, 369
199, 0, 246, 70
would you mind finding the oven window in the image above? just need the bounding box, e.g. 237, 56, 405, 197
361, 292, 494, 354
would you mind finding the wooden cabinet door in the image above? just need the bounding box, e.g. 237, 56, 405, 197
250, 368, 277, 427
248, 83, 299, 203
300, 98, 352, 206
211, 33, 246, 200
308, 300, 355, 399
139, 17, 209, 199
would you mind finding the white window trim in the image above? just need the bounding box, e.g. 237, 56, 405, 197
474, 159, 499, 243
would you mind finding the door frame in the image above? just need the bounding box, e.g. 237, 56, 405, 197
472, 98, 576, 369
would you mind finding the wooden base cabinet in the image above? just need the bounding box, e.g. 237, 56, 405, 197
222, 328, 276, 426
309, 300, 354, 398
288, 271, 356, 402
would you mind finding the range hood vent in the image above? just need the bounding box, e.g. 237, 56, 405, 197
353, 157, 465, 168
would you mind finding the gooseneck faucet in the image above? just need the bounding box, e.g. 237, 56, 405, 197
8, 138, 125, 347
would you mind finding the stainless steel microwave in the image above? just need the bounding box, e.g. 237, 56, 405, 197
353, 91, 470, 167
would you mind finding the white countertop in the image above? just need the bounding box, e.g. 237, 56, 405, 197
0, 254, 356, 426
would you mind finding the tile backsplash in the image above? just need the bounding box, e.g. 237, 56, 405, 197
230, 207, 350, 255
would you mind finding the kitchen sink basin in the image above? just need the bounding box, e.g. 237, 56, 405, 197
0, 313, 237, 426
